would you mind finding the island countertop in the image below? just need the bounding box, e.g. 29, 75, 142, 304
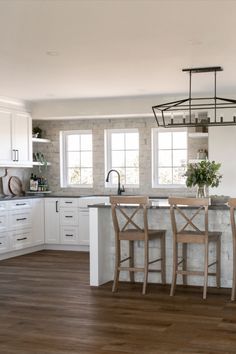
88, 198, 229, 210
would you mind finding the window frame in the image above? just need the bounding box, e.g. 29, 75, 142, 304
104, 128, 140, 188
60, 130, 93, 188
152, 127, 188, 188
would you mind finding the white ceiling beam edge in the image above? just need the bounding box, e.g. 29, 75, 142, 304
32, 113, 154, 121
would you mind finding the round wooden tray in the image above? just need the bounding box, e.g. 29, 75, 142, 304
8, 176, 25, 196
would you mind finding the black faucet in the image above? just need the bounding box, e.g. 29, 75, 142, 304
105, 169, 125, 195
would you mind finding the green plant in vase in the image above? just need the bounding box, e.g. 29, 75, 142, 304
184, 160, 222, 198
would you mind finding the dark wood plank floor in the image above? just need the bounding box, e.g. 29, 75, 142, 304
0, 250, 236, 354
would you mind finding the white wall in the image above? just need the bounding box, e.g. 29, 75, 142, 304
209, 126, 236, 197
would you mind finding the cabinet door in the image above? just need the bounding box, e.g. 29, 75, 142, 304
0, 109, 14, 165
0, 233, 9, 253
31, 199, 45, 245
45, 199, 60, 244
78, 209, 89, 246
12, 112, 32, 167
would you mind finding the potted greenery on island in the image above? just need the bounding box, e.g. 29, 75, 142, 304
184, 160, 222, 198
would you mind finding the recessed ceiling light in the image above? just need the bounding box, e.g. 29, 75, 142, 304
46, 51, 59, 56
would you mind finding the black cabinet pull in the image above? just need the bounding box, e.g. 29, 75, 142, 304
16, 218, 27, 221
16, 203, 26, 206
65, 234, 73, 237
17, 237, 27, 241
12, 149, 16, 161
65, 215, 73, 218
56, 201, 59, 213
65, 201, 72, 204
15, 149, 19, 161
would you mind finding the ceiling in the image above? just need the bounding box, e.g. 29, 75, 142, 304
0, 0, 236, 102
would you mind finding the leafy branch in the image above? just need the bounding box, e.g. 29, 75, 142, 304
184, 160, 222, 188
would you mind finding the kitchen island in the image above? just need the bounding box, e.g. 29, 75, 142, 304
89, 199, 232, 289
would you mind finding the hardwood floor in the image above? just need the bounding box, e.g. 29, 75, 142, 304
0, 250, 236, 354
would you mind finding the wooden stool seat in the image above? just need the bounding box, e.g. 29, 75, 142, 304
168, 197, 221, 299
110, 196, 166, 294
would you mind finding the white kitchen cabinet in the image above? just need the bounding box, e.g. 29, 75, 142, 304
78, 197, 109, 246
44, 198, 60, 244
78, 208, 89, 245
59, 199, 79, 245
0, 202, 9, 253
0, 233, 9, 253
0, 109, 12, 164
31, 198, 45, 245
60, 226, 79, 244
0, 109, 32, 167
10, 229, 32, 250
9, 209, 32, 229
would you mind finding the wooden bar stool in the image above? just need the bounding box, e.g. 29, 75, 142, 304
168, 197, 221, 299
110, 196, 166, 294
228, 198, 236, 301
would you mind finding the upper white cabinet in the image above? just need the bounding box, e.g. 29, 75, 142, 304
0, 109, 32, 167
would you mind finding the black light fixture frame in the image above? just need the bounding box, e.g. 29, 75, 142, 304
152, 66, 236, 128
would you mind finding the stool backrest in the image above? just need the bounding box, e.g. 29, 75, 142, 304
168, 197, 209, 237
110, 196, 149, 236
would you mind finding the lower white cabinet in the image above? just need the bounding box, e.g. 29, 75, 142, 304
32, 198, 45, 245
44, 197, 107, 247
0, 233, 9, 253
78, 208, 89, 245
9, 210, 32, 229
60, 226, 79, 244
44, 198, 60, 244
0, 198, 46, 257
10, 229, 32, 250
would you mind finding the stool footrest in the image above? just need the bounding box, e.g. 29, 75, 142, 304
118, 266, 144, 272
120, 256, 131, 264
149, 257, 162, 265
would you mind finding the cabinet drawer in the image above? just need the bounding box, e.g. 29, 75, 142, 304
0, 211, 8, 232
0, 202, 7, 211
11, 229, 32, 250
60, 208, 78, 225
59, 199, 78, 208
9, 210, 32, 229
60, 226, 79, 244
8, 200, 32, 210
0, 233, 9, 253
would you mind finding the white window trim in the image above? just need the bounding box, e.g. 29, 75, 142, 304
152, 127, 188, 188
60, 130, 93, 188
104, 128, 139, 189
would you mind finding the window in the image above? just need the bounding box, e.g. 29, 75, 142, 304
105, 129, 139, 187
60, 130, 93, 187
152, 128, 187, 187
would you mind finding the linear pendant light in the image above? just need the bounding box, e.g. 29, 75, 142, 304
152, 66, 236, 128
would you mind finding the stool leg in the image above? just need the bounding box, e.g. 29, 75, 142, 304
203, 241, 209, 300
232, 236, 236, 301
170, 241, 178, 296
129, 240, 134, 283
216, 237, 221, 288
112, 237, 120, 292
161, 234, 166, 284
142, 240, 149, 295
182, 243, 187, 286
